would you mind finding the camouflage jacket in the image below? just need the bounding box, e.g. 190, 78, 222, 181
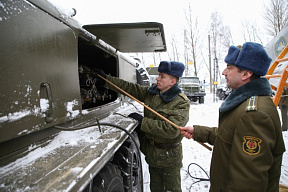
194, 78, 286, 191
106, 75, 190, 168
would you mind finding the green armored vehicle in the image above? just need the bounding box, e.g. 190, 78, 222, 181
179, 76, 206, 104
0, 0, 166, 191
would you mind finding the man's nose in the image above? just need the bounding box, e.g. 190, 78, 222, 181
222, 68, 227, 75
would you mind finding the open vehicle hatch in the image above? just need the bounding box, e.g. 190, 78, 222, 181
83, 22, 166, 52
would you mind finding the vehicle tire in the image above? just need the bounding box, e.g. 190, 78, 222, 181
199, 96, 204, 104
192, 97, 197, 102
113, 132, 143, 192
87, 162, 124, 192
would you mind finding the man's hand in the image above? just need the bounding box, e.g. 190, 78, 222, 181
93, 68, 106, 86
128, 112, 143, 123
93, 68, 106, 79
179, 126, 194, 139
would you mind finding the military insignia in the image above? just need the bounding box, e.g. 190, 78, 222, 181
275, 36, 287, 56
245, 96, 258, 111
242, 136, 262, 155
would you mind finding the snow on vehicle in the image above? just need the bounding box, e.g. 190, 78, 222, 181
0, 0, 166, 191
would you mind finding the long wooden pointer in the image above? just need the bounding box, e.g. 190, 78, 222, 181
97, 74, 212, 151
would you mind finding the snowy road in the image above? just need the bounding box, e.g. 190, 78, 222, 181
142, 93, 288, 192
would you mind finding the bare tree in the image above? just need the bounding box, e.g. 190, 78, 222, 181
150, 52, 158, 66
209, 12, 233, 95
264, 0, 288, 37
210, 12, 232, 59
167, 34, 180, 61
221, 26, 233, 48
241, 21, 264, 44
184, 3, 202, 77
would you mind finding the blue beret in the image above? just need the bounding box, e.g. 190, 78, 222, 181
158, 61, 185, 77
224, 42, 272, 76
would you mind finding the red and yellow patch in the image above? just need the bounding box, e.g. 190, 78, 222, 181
242, 136, 262, 155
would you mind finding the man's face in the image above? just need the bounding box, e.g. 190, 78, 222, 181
222, 64, 244, 90
156, 73, 176, 93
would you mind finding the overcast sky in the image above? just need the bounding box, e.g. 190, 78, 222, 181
49, 0, 271, 79
51, 0, 269, 43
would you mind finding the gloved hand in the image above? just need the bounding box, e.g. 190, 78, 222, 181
128, 113, 145, 141
128, 112, 143, 123
93, 68, 106, 86
93, 68, 106, 79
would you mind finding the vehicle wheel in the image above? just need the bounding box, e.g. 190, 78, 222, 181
199, 97, 204, 104
113, 132, 143, 192
87, 162, 124, 192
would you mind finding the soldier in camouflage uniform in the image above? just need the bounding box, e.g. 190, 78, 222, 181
180, 42, 286, 191
97, 61, 190, 192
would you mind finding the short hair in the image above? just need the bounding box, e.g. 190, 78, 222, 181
237, 68, 260, 80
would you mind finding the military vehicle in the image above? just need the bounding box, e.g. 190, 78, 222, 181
179, 76, 206, 104
0, 0, 166, 191
146, 67, 159, 85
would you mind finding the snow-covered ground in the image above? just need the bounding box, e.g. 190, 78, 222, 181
0, 93, 286, 191
142, 93, 288, 192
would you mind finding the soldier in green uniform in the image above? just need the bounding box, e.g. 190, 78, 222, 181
180, 42, 286, 191
97, 61, 190, 192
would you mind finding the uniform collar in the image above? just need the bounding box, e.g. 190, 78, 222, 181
147, 83, 181, 103
219, 78, 272, 112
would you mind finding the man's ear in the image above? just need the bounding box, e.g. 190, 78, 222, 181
242, 70, 253, 81
170, 76, 177, 85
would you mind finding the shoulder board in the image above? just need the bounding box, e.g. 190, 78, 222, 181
245, 96, 258, 111
179, 93, 189, 101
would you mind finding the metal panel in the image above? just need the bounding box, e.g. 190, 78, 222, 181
83, 22, 167, 52
0, 108, 138, 191
0, 0, 80, 143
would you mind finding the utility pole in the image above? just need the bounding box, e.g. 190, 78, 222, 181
208, 35, 212, 93
213, 57, 218, 102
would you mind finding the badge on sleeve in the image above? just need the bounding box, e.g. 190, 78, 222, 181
242, 136, 262, 155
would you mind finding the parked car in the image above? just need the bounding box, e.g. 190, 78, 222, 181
216, 85, 232, 100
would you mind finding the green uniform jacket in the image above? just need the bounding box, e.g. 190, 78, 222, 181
194, 78, 286, 192
106, 75, 190, 168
